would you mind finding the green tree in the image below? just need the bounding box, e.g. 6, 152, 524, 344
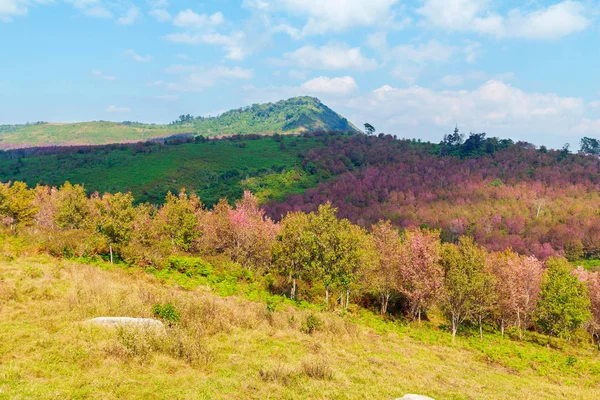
535, 258, 591, 340
156, 190, 203, 252
579, 137, 600, 156
54, 182, 90, 230
272, 211, 311, 300
95, 192, 136, 263
364, 123, 375, 136
305, 204, 369, 309
0, 181, 38, 232
440, 236, 493, 340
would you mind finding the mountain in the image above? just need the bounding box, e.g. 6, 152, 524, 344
0, 97, 358, 150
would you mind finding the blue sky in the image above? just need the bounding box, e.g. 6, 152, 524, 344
1, 0, 600, 148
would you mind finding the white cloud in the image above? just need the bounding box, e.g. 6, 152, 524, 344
440, 74, 464, 87
0, 0, 28, 21
288, 69, 308, 80
166, 66, 254, 92
273, 43, 377, 71
106, 105, 131, 113
164, 31, 250, 60
149, 8, 171, 22
66, 0, 112, 19
153, 95, 179, 102
367, 32, 388, 52
165, 64, 197, 73
124, 49, 152, 63
244, 0, 400, 36
393, 40, 455, 63
201, 32, 248, 60
147, 80, 165, 87
300, 76, 358, 95
117, 6, 139, 25
417, 0, 590, 40
92, 70, 116, 81
83, 6, 112, 18
176, 53, 191, 60
173, 9, 224, 29
345, 80, 585, 146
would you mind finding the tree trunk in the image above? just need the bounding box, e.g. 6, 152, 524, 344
345, 289, 350, 310
500, 319, 505, 338
325, 285, 329, 310
291, 278, 297, 300
479, 315, 483, 341
452, 322, 457, 341
109, 243, 114, 264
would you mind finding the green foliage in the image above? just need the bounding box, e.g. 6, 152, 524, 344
55, 182, 90, 230
0, 136, 323, 206
164, 256, 213, 276
440, 237, 495, 339
535, 258, 592, 339
152, 303, 181, 325
0, 181, 37, 229
302, 313, 322, 334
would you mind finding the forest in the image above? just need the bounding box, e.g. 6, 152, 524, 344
0, 176, 599, 348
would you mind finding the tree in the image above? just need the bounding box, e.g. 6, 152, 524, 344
535, 258, 591, 340
440, 236, 492, 340
0, 181, 38, 232
370, 221, 403, 315
579, 137, 600, 156
364, 123, 375, 136
54, 182, 90, 230
399, 227, 443, 321
272, 211, 311, 300
156, 190, 203, 252
304, 204, 369, 309
227, 191, 279, 269
443, 125, 464, 147
573, 267, 600, 349
487, 250, 544, 339
95, 192, 136, 263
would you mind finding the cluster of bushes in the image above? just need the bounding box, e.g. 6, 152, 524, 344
1, 180, 599, 348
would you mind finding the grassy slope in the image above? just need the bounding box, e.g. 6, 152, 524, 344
1, 251, 600, 399
0, 97, 357, 149
0, 137, 322, 205
0, 122, 190, 149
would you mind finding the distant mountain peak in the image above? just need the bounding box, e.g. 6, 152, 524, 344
0, 97, 359, 149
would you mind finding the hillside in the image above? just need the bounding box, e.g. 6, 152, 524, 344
0, 135, 324, 205
2, 131, 600, 263
0, 97, 357, 149
1, 250, 599, 399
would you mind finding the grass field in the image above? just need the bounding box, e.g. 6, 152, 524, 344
1, 246, 599, 399
0, 122, 191, 149
0, 136, 322, 205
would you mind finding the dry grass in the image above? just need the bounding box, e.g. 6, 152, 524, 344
1, 256, 600, 399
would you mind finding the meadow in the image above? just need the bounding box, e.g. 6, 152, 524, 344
1, 250, 600, 399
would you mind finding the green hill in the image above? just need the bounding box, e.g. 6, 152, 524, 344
0, 97, 358, 149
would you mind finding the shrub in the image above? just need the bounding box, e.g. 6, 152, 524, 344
152, 303, 181, 325
302, 313, 322, 334
164, 256, 213, 276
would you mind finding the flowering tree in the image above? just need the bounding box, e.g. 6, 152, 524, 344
399, 227, 443, 321
370, 221, 403, 315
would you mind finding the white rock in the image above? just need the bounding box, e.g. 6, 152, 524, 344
397, 395, 435, 400
85, 317, 165, 329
